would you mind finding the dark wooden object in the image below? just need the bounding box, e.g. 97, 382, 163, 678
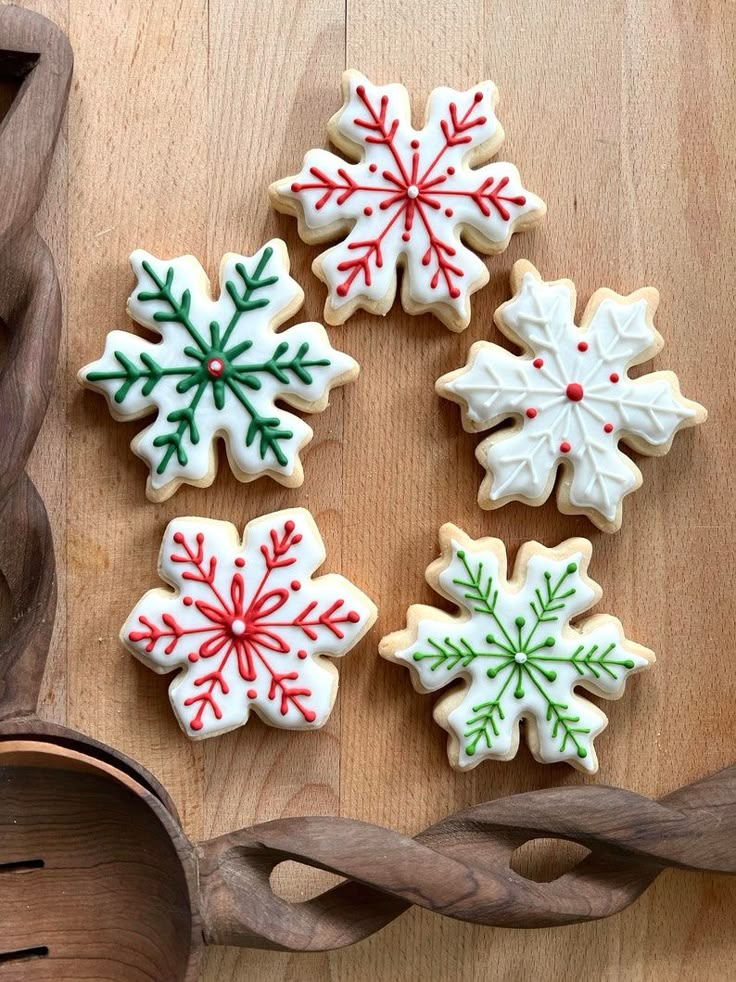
0, 7, 733, 981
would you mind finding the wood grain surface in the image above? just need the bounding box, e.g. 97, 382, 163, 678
5, 0, 734, 978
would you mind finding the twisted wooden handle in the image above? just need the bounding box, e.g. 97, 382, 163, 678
0, 8, 72, 721
199, 764, 736, 950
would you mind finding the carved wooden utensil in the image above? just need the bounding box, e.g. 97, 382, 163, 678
0, 7, 734, 981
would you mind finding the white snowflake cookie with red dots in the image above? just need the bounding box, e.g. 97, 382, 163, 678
379, 527, 654, 772
121, 509, 377, 739
78, 240, 358, 501
270, 70, 545, 331
437, 261, 707, 531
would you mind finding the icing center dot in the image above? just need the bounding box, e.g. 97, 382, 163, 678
208, 357, 225, 378
514, 652, 527, 664
406, 185, 419, 199
566, 382, 584, 402
231, 618, 246, 636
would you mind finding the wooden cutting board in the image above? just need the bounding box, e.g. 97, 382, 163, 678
9, 0, 735, 978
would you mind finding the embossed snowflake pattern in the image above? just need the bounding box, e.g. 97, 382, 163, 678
380, 527, 653, 772
270, 71, 545, 329
122, 509, 376, 739
438, 261, 707, 531
79, 240, 357, 501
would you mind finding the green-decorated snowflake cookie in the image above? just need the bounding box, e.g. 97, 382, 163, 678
78, 240, 358, 501
380, 526, 654, 772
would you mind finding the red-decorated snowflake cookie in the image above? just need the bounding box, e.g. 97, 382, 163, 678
270, 70, 545, 330
121, 509, 377, 739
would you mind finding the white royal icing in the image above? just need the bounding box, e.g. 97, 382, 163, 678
380, 530, 653, 772
271, 71, 545, 329
121, 508, 377, 739
79, 240, 358, 500
438, 263, 706, 529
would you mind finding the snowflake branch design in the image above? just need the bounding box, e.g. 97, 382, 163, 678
123, 510, 376, 739
438, 261, 707, 530
380, 528, 653, 772
271, 71, 545, 329
79, 240, 358, 500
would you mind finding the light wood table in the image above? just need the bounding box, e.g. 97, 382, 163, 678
10, 0, 736, 978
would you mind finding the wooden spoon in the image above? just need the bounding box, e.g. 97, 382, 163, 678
2, 733, 736, 980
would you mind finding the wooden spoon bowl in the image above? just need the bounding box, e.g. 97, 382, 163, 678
0, 740, 201, 981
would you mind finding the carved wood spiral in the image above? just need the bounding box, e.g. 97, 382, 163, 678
0, 8, 72, 723
199, 765, 736, 950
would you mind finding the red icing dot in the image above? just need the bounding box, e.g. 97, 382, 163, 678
188, 652, 199, 663
303, 710, 317, 723
336, 283, 349, 297
533, 358, 544, 369
577, 341, 588, 352
447, 166, 455, 175
363, 206, 373, 216
356, 84, 366, 96
173, 532, 185, 544
292, 534, 303, 545
449, 287, 461, 299
183, 595, 193, 606
297, 649, 308, 660
190, 718, 203, 731
410, 139, 419, 149
604, 423, 614, 434
369, 163, 377, 173
196, 533, 204, 545
566, 382, 584, 402
402, 231, 411, 242
235, 557, 245, 568
247, 689, 257, 699
477, 116, 487, 125
474, 91, 484, 102
347, 611, 361, 623
560, 441, 571, 453
291, 182, 302, 192
291, 580, 301, 591
444, 208, 454, 217
284, 520, 295, 533
610, 372, 620, 383
526, 408, 537, 419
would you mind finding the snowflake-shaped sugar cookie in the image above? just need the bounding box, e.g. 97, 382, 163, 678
122, 509, 376, 739
270, 70, 545, 331
380, 527, 653, 772
437, 261, 707, 531
78, 240, 358, 501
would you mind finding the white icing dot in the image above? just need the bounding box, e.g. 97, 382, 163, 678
231, 619, 246, 636
407, 185, 419, 199
514, 652, 527, 664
